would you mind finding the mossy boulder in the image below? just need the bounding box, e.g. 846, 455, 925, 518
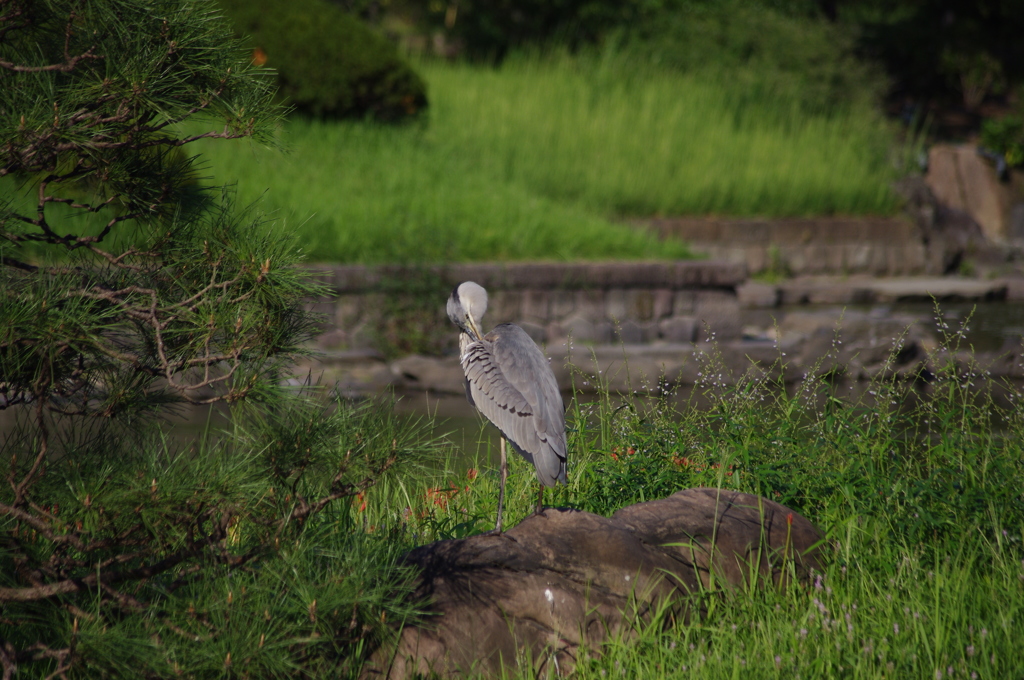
218, 0, 426, 120
362, 489, 823, 678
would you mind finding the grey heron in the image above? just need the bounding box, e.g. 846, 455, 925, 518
446, 281, 567, 533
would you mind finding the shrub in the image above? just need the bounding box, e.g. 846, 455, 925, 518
219, 0, 427, 120
982, 115, 1024, 168
614, 0, 885, 116
852, 0, 1023, 110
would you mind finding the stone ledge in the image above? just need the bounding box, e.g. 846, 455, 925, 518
634, 211, 1012, 276
740, 275, 1009, 308
644, 216, 919, 244
303, 261, 746, 293
297, 293, 1024, 398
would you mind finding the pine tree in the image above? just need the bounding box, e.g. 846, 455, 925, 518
0, 1, 415, 675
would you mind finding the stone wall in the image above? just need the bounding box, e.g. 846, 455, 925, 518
303, 261, 746, 352
642, 164, 1024, 278
294, 264, 1024, 397
643, 216, 934, 276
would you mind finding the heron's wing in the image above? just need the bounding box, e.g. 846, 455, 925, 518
461, 324, 567, 486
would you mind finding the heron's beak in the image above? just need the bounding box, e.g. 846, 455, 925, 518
466, 314, 484, 342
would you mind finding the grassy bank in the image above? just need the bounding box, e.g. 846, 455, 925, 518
361, 330, 1023, 678
424, 52, 899, 217
3, 51, 902, 264
8, 324, 1023, 677
189, 51, 900, 263
191, 117, 689, 264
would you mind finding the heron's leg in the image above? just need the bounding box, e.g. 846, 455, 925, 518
494, 436, 508, 533
535, 485, 544, 514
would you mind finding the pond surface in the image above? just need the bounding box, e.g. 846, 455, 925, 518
890, 300, 1024, 351
4, 375, 1020, 476
4, 300, 1023, 466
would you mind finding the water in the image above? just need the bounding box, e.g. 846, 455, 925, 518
5, 300, 1024, 460
0, 402, 235, 458
882, 301, 1024, 351
391, 392, 501, 469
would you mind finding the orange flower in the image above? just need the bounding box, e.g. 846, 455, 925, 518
466, 468, 478, 482
426, 485, 459, 510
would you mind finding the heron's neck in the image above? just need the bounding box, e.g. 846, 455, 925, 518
458, 332, 475, 360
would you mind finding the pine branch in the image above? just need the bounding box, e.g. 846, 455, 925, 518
0, 1, 345, 674
0, 508, 234, 603
9, 401, 48, 507
26, 643, 73, 680
0, 47, 101, 73
0, 257, 37, 273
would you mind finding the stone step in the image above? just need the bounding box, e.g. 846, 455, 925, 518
740, 276, 1010, 307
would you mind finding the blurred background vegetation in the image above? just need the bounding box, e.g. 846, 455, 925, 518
7, 0, 1020, 264
196, 0, 1020, 263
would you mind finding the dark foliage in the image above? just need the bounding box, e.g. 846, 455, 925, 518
407, 0, 1020, 136
851, 0, 1023, 111
416, 0, 653, 61
218, 0, 428, 120
616, 0, 885, 115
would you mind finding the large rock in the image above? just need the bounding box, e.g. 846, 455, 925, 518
926, 144, 1015, 243
361, 489, 823, 679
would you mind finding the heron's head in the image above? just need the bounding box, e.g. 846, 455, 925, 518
447, 281, 488, 340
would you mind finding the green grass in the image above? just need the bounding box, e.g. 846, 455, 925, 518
356, 325, 1024, 678
9, 320, 1023, 677
190, 117, 685, 264
5, 51, 902, 264
187, 50, 901, 263
425, 51, 899, 217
